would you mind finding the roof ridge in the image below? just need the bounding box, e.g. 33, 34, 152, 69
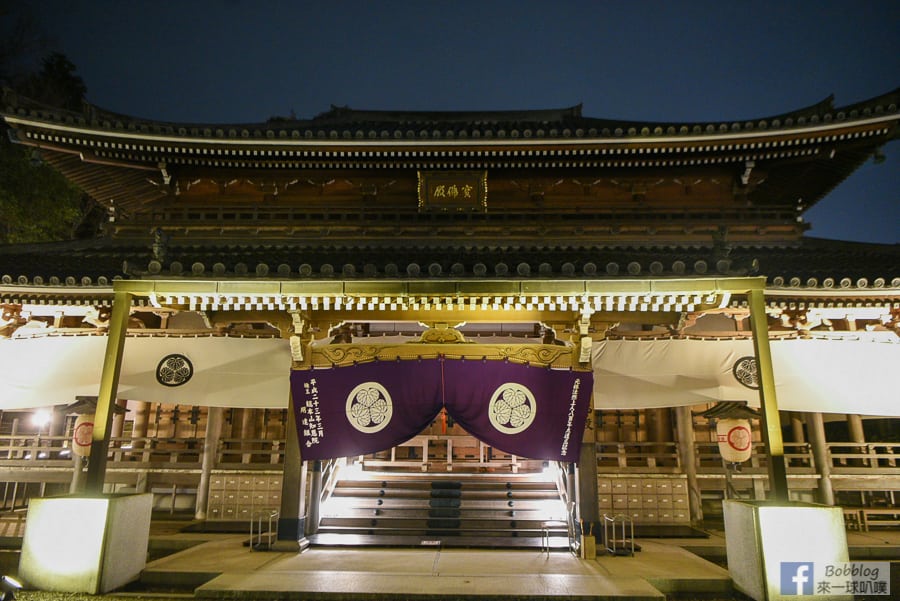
5, 86, 897, 133
302, 104, 584, 125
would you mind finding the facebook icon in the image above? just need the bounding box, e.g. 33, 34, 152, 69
781, 562, 814, 595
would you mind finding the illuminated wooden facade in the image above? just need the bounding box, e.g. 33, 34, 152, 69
0, 87, 898, 540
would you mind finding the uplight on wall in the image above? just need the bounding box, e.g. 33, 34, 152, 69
32, 410, 51, 434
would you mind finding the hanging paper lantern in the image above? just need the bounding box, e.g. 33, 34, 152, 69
72, 414, 94, 457
716, 418, 752, 462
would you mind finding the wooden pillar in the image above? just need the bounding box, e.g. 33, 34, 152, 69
846, 413, 867, 467
85, 291, 131, 495
566, 462, 577, 515
806, 412, 835, 506
110, 399, 128, 439
49, 406, 67, 459
131, 401, 149, 440
847, 414, 865, 447
790, 412, 806, 443
275, 398, 310, 550
226, 408, 243, 462
69, 406, 86, 492
130, 401, 149, 461
306, 460, 323, 536
748, 289, 788, 501
195, 406, 223, 520
577, 410, 599, 526
675, 405, 704, 523
647, 408, 673, 466
69, 455, 87, 493
48, 407, 66, 437
10, 419, 20, 459
240, 408, 258, 463
648, 408, 672, 441
230, 409, 244, 438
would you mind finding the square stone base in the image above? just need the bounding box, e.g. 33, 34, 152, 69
18, 494, 152, 594
724, 499, 849, 601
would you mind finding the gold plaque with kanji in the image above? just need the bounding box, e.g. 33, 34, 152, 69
417, 171, 487, 211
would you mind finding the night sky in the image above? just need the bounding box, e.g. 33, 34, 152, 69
16, 1, 900, 243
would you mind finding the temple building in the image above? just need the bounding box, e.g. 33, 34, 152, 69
0, 86, 897, 549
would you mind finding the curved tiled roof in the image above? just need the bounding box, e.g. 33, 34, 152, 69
0, 237, 895, 294
3, 87, 898, 225
1, 89, 897, 309
5, 87, 898, 142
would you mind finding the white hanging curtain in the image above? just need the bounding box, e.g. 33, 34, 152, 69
0, 335, 291, 409
591, 338, 899, 416
1, 334, 897, 416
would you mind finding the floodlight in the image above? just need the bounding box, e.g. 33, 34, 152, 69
0, 574, 22, 600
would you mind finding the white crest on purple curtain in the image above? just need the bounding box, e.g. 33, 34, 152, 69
345, 382, 393, 433
488, 383, 536, 434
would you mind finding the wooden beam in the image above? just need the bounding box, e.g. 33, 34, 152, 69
85, 291, 132, 494
748, 288, 788, 501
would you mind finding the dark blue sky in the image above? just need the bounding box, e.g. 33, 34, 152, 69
22, 0, 900, 243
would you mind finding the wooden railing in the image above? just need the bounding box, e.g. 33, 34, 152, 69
0, 435, 285, 466
694, 441, 816, 473
359, 434, 540, 473
0, 433, 896, 512
827, 443, 899, 470
0, 434, 285, 512
1, 435, 895, 475
321, 457, 346, 503
217, 438, 285, 466
596, 442, 680, 470
0, 434, 72, 463
594, 440, 899, 477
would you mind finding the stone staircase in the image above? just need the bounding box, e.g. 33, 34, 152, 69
309, 469, 571, 549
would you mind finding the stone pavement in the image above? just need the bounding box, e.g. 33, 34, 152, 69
4, 515, 898, 600
137, 522, 900, 600
142, 532, 728, 600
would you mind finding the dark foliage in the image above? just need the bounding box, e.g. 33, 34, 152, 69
0, 7, 102, 243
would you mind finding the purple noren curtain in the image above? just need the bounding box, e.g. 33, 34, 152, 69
442, 359, 590, 461
292, 360, 443, 460
291, 357, 592, 461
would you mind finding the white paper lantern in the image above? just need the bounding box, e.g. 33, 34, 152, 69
716, 418, 752, 462
72, 414, 94, 457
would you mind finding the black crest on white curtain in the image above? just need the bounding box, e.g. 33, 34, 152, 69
156, 354, 193, 387
732, 356, 759, 389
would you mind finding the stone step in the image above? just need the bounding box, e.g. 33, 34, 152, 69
319, 516, 566, 530
321, 507, 563, 520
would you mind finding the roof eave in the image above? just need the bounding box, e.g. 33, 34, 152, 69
4, 111, 897, 149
